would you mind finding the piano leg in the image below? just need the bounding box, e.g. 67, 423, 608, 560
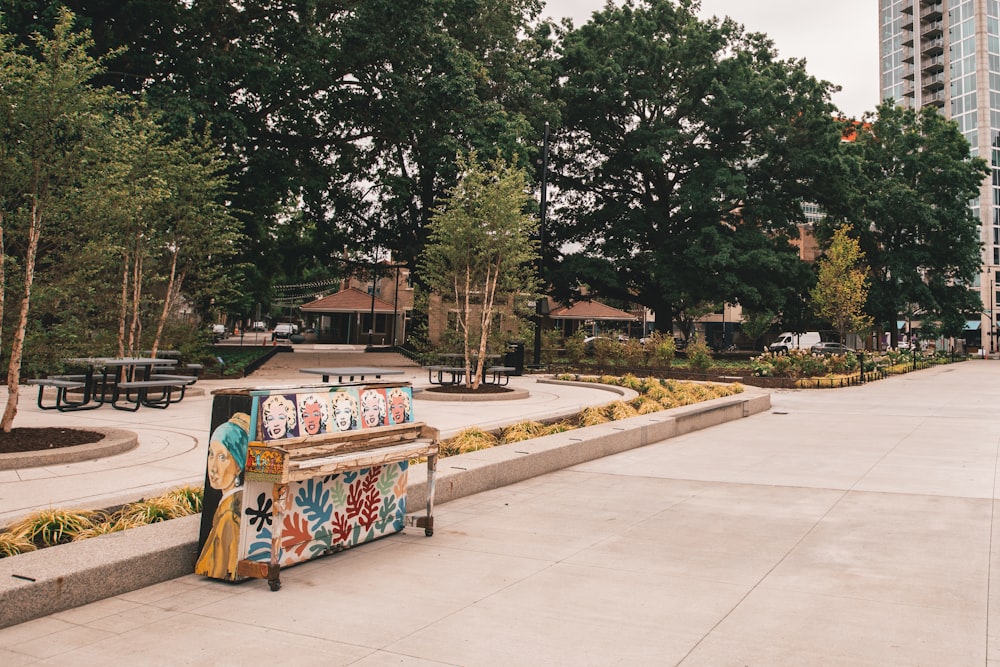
268, 483, 290, 591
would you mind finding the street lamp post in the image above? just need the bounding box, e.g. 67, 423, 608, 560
533, 121, 550, 368
367, 254, 377, 348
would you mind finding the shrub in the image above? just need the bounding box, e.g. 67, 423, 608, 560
0, 530, 36, 557
685, 336, 713, 372
646, 331, 676, 368
591, 337, 621, 366
564, 331, 587, 364
608, 401, 638, 420
622, 338, 646, 367
122, 497, 187, 524
501, 421, 547, 443
9, 508, 100, 547
580, 406, 610, 426
441, 427, 498, 456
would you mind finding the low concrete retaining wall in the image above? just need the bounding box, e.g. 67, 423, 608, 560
0, 386, 769, 629
0, 428, 137, 471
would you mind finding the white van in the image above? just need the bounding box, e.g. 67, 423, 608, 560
768, 331, 821, 353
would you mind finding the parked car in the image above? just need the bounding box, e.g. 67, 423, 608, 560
273, 323, 296, 339
252, 321, 266, 331
210, 323, 226, 342
810, 341, 852, 355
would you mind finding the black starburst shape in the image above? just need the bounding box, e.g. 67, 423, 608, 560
246, 492, 273, 531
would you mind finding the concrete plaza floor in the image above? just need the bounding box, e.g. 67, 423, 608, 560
3, 353, 1000, 664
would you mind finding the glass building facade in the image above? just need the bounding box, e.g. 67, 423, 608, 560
880, 0, 1000, 349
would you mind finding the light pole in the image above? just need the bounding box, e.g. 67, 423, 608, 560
533, 121, 549, 367
367, 251, 378, 348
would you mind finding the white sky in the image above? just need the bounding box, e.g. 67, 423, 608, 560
541, 0, 879, 119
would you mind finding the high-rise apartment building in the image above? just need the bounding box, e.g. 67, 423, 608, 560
880, 0, 1000, 350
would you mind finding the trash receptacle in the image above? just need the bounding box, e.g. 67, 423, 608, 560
504, 341, 525, 376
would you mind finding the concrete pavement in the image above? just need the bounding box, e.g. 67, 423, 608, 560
3, 353, 1000, 664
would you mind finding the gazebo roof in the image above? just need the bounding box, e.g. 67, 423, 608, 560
300, 287, 397, 314
548, 300, 637, 321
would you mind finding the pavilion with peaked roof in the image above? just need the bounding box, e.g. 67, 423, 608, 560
300, 287, 403, 345
548, 300, 637, 339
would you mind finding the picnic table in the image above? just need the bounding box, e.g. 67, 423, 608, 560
298, 367, 405, 383
30, 357, 193, 411
427, 364, 516, 386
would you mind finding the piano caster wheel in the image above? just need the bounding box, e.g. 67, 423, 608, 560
425, 528, 433, 537
268, 579, 281, 592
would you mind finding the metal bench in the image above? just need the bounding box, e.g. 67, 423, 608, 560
427, 365, 466, 385
112, 379, 188, 411
484, 365, 516, 386
26, 378, 97, 411
149, 373, 199, 385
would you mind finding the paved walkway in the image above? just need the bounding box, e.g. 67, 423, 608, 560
3, 356, 1000, 664
0, 349, 623, 527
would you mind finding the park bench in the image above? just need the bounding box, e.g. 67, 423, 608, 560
484, 365, 516, 386
427, 365, 466, 385
26, 377, 97, 412
111, 379, 188, 411
149, 373, 199, 386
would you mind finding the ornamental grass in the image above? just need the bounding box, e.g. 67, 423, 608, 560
0, 486, 205, 558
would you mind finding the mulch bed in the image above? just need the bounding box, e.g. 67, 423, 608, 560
424, 384, 513, 395
0, 427, 105, 454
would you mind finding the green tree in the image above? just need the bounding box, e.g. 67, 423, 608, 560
0, 9, 122, 430
549, 0, 841, 333
840, 101, 988, 345
811, 225, 872, 344
740, 309, 775, 352
342, 0, 554, 271
419, 154, 539, 389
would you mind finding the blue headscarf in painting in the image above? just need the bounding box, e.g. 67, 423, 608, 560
210, 412, 250, 471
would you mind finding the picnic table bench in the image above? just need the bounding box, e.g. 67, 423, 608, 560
484, 366, 515, 385
27, 377, 97, 411
112, 378, 189, 411
427, 365, 466, 385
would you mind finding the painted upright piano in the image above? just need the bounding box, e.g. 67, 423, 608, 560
195, 381, 438, 590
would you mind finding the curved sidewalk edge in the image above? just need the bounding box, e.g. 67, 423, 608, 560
0, 386, 770, 629
0, 428, 137, 471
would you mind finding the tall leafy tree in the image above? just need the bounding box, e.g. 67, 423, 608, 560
549, 0, 843, 332
840, 101, 988, 344
419, 154, 539, 389
341, 0, 551, 272
0, 8, 119, 430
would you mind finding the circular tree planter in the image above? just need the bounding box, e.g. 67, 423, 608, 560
0, 427, 138, 470
416, 385, 529, 401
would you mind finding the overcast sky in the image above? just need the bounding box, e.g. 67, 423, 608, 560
541, 0, 879, 119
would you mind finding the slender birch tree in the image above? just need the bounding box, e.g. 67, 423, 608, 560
419, 154, 539, 390
0, 10, 118, 430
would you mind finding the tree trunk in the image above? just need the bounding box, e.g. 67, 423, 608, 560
151, 247, 181, 358
1, 203, 42, 431
472, 258, 501, 391
127, 248, 143, 356
117, 252, 129, 357
651, 300, 675, 335
461, 267, 473, 389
